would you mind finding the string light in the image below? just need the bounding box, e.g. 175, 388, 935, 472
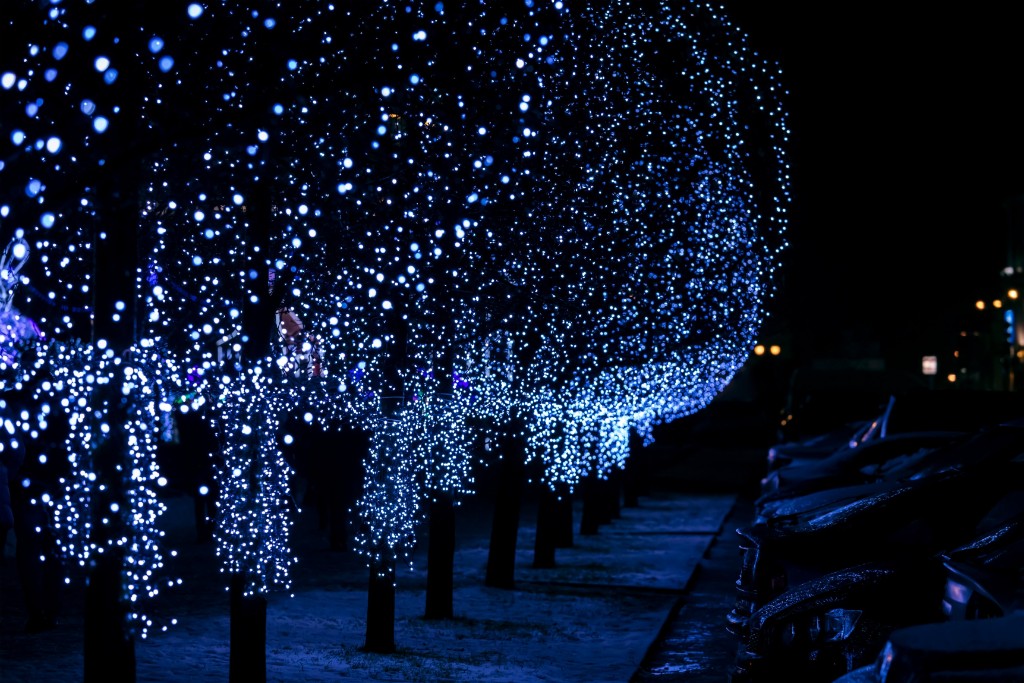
2, 0, 788, 617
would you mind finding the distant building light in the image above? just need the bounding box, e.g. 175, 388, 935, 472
753, 344, 765, 356
976, 300, 986, 311
994, 299, 1004, 309
922, 356, 938, 376
946, 373, 957, 383
1011, 289, 1020, 300
769, 344, 782, 356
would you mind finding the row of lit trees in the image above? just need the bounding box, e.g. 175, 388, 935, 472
0, 1, 789, 681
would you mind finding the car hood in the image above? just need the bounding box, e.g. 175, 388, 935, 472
878, 612, 1024, 679
756, 476, 921, 527
746, 561, 903, 634
743, 557, 939, 649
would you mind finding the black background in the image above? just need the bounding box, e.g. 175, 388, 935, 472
719, 1, 1024, 370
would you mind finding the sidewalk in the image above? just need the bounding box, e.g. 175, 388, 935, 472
1, 486, 735, 682
632, 495, 755, 682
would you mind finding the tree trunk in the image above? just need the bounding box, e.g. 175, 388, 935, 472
83, 389, 135, 683
607, 467, 622, 520
229, 573, 267, 683
532, 485, 558, 568
425, 493, 456, 620
365, 558, 397, 653
84, 551, 135, 683
84, 39, 142, 681
579, 471, 601, 536
623, 454, 640, 508
595, 476, 614, 525
485, 430, 525, 589
623, 431, 647, 507
328, 497, 350, 552
555, 482, 574, 548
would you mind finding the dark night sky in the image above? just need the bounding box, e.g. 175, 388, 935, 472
718, 2, 1024, 369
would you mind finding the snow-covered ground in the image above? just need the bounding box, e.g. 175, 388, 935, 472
1, 488, 736, 682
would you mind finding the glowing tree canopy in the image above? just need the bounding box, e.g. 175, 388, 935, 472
552, 0, 791, 480
2, 0, 789, 620
0, 0, 226, 640
452, 1, 791, 489
247, 1, 577, 574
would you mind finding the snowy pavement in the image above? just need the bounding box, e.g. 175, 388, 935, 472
1, 486, 736, 682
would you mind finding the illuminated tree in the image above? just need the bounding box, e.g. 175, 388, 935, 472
457, 0, 790, 566
0, 2, 217, 680
567, 0, 790, 480
2, 2, 790, 676
136, 3, 359, 679
283, 0, 573, 642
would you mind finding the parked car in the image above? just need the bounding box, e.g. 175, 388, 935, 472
756, 419, 1024, 524
765, 389, 1024, 475
758, 430, 968, 506
766, 419, 874, 473
831, 612, 1024, 682
768, 393, 897, 473
732, 557, 946, 682
732, 496, 1024, 682
941, 505, 1024, 619
775, 367, 925, 445
727, 422, 1024, 637
831, 506, 1024, 682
